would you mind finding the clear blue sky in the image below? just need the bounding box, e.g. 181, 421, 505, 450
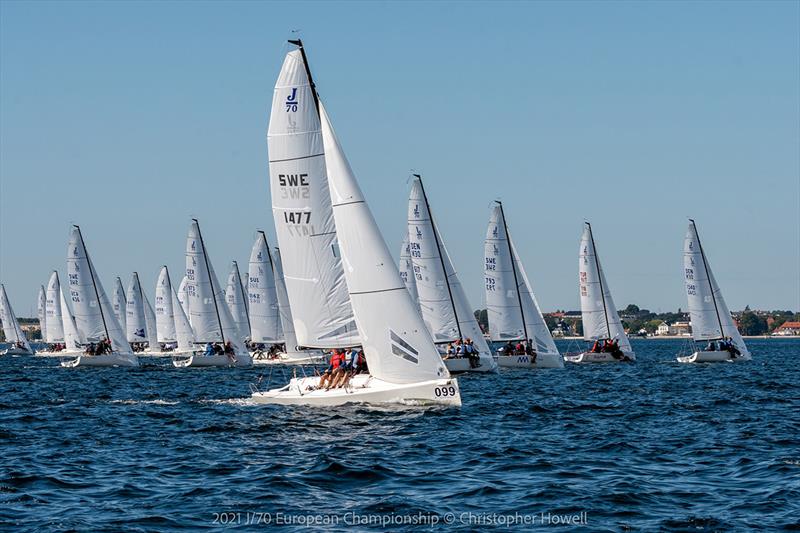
1, 1, 798, 317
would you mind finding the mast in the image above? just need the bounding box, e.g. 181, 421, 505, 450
194, 219, 226, 345
497, 201, 528, 342
75, 225, 111, 344
586, 222, 611, 339
233, 260, 251, 336
415, 174, 463, 341
691, 219, 724, 339
288, 39, 320, 115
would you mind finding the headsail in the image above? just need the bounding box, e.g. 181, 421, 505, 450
267, 47, 359, 348
578, 223, 632, 355
225, 261, 251, 342
684, 220, 749, 356
177, 275, 190, 328
0, 284, 33, 352
60, 289, 84, 349
398, 233, 419, 306
484, 204, 559, 356
320, 101, 449, 384
45, 272, 65, 343
37, 285, 47, 342
66, 226, 131, 353
272, 247, 301, 353
185, 220, 246, 354
248, 232, 283, 344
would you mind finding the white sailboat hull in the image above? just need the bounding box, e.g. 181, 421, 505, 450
61, 353, 140, 367
677, 350, 752, 364
495, 352, 564, 369
443, 357, 497, 373
564, 351, 636, 363
251, 374, 461, 407
172, 353, 253, 368
1, 347, 35, 356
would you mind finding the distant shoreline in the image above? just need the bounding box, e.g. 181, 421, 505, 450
550, 335, 795, 341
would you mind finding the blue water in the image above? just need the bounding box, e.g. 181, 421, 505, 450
1, 338, 798, 531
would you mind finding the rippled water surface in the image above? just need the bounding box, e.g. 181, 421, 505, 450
1, 338, 798, 531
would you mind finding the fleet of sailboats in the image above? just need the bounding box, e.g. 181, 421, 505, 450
0, 40, 760, 408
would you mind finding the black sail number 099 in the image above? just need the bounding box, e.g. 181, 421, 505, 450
434, 386, 457, 397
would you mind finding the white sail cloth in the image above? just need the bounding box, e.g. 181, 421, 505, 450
225, 261, 251, 341
45, 272, 65, 343
37, 286, 47, 342
1, 284, 33, 352
267, 49, 359, 349
66, 226, 131, 354
320, 102, 449, 384
177, 276, 190, 327
60, 289, 84, 349
155, 267, 178, 343
578, 223, 632, 355
113, 277, 127, 337
248, 233, 283, 344
126, 273, 158, 348
185, 220, 247, 355
484, 205, 559, 356
684, 221, 749, 356
398, 233, 419, 305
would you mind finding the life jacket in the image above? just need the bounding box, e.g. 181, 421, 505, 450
357, 351, 365, 366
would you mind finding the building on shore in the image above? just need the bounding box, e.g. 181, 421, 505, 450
772, 321, 800, 336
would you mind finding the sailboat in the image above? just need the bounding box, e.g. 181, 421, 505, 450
37, 285, 47, 346
61, 225, 138, 367
678, 220, 751, 363
407, 174, 496, 373
398, 233, 419, 304
113, 277, 127, 338
565, 222, 635, 363
252, 41, 459, 406
484, 202, 563, 368
225, 261, 251, 343
155, 265, 195, 355
0, 284, 35, 355
173, 220, 252, 367
40, 271, 68, 354
125, 272, 160, 353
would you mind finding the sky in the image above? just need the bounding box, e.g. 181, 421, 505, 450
1, 0, 798, 318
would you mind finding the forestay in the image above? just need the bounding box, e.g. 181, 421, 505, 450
320, 102, 449, 384
684, 221, 749, 356
267, 48, 359, 349
248, 233, 283, 344
45, 272, 65, 343
66, 226, 131, 354
0, 284, 32, 352
578, 223, 632, 354
484, 205, 559, 356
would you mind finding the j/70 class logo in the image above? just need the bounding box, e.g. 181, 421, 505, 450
286, 88, 298, 112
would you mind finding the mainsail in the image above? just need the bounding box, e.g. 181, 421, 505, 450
248, 232, 283, 344
578, 223, 632, 355
66, 226, 131, 353
398, 233, 419, 305
155, 266, 178, 343
684, 220, 749, 356
267, 47, 359, 348
126, 272, 157, 346
37, 285, 47, 342
0, 284, 33, 352
407, 176, 493, 364
113, 277, 127, 336
225, 261, 251, 341
185, 219, 246, 354
45, 271, 65, 343
484, 203, 559, 356
320, 101, 448, 384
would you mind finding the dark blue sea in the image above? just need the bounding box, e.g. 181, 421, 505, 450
1, 338, 798, 531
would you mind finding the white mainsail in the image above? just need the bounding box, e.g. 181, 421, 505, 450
267, 48, 359, 349
185, 220, 247, 354
45, 271, 65, 343
177, 275, 190, 328
407, 176, 493, 363
37, 285, 47, 342
113, 277, 127, 336
126, 273, 149, 344
155, 266, 178, 343
320, 102, 449, 384
578, 223, 632, 355
1, 284, 33, 352
684, 220, 749, 356
60, 289, 83, 349
225, 261, 251, 341
484, 204, 559, 356
66, 226, 131, 354
248, 232, 283, 344
398, 233, 419, 305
